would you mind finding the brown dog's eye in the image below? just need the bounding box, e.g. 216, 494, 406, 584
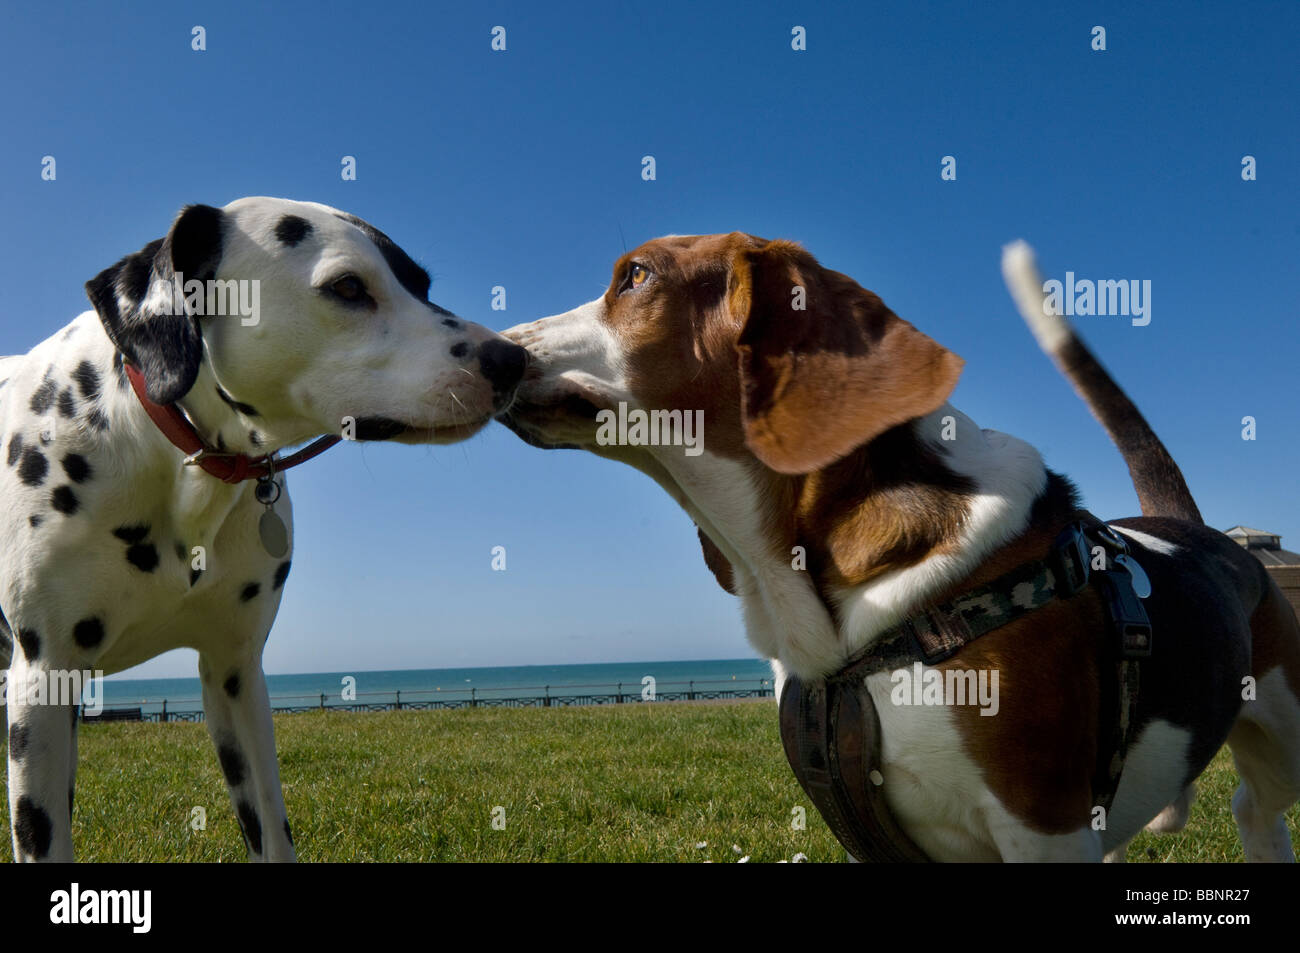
330, 275, 366, 302
619, 263, 651, 295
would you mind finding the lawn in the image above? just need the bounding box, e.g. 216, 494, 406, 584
1, 700, 1294, 862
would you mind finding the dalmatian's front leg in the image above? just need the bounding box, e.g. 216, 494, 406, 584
6, 650, 77, 862
198, 648, 296, 862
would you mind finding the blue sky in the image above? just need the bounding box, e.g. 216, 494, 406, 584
1, 1, 1296, 678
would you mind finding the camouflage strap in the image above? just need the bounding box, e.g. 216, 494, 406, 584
779, 515, 1150, 861
833, 555, 1065, 684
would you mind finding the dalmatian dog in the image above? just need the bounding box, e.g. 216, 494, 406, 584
0, 197, 528, 861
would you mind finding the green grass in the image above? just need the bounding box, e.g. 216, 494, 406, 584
1, 700, 1295, 861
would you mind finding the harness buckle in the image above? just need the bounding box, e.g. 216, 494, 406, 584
1048, 523, 1091, 598
903, 608, 969, 666
1097, 572, 1153, 659
1092, 523, 1130, 557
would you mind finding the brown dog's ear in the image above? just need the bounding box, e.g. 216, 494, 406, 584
697, 527, 737, 595
731, 240, 964, 475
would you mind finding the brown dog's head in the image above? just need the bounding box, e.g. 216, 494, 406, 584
502, 232, 962, 475
502, 233, 970, 671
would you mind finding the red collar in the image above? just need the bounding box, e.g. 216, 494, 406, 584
125, 362, 341, 484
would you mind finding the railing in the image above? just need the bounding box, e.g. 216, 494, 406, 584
76, 678, 776, 723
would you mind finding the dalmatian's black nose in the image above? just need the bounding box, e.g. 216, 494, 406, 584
475, 339, 529, 393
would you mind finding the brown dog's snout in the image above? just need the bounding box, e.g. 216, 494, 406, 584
476, 338, 529, 393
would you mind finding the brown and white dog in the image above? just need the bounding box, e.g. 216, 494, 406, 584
501, 233, 1300, 862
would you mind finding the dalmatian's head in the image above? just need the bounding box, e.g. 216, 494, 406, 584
85, 197, 526, 451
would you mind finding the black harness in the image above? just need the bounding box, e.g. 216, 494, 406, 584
778, 515, 1153, 862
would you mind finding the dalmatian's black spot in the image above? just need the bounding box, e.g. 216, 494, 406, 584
72, 617, 105, 648
113, 524, 151, 544
174, 541, 187, 561
62, 325, 78, 341
249, 430, 263, 448
72, 361, 101, 401
28, 515, 42, 528
15, 796, 52, 859
51, 486, 79, 514
236, 799, 262, 854
216, 432, 227, 452
283, 819, 293, 846
450, 342, 470, 359
57, 388, 76, 418
240, 583, 261, 602
18, 448, 48, 486
16, 628, 40, 660
217, 743, 247, 787
353, 417, 407, 441
275, 215, 313, 247
29, 376, 58, 415
6, 433, 23, 466
216, 385, 259, 418
190, 567, 202, 587
8, 723, 30, 760
223, 672, 240, 698
442, 317, 460, 329
86, 409, 109, 432
62, 453, 92, 483
272, 560, 292, 591
126, 543, 159, 572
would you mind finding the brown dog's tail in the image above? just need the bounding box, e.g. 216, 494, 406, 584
1001, 241, 1203, 524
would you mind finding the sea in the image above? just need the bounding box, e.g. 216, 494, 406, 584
96, 658, 777, 715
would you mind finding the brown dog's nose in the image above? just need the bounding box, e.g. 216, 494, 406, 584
476, 339, 529, 393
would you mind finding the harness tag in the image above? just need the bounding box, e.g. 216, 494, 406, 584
1113, 553, 1151, 599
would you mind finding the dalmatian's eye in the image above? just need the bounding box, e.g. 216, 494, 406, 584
329, 275, 367, 302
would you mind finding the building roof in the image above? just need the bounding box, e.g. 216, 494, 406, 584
1225, 526, 1276, 538
1223, 526, 1300, 566
1251, 547, 1300, 568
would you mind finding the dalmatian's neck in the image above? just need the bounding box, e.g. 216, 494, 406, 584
74, 314, 264, 547
174, 361, 274, 459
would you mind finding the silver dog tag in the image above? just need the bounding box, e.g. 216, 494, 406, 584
259, 509, 290, 559
1114, 553, 1151, 599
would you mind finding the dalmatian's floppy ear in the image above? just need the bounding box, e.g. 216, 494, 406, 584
85, 204, 225, 405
